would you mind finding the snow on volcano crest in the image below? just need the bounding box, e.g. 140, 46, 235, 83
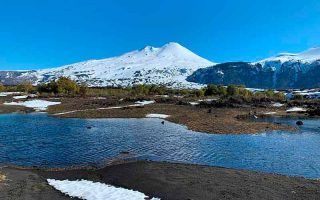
258, 47, 320, 64
256, 46, 320, 74
30, 42, 214, 88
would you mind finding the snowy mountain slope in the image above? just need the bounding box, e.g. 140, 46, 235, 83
188, 47, 320, 89
19, 42, 214, 88
259, 47, 320, 64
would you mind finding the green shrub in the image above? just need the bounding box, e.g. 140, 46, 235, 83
226, 85, 239, 96
79, 83, 88, 97
17, 81, 34, 93
195, 89, 205, 97
0, 83, 4, 92
36, 77, 80, 95
56, 77, 80, 94
204, 84, 218, 96
293, 94, 304, 100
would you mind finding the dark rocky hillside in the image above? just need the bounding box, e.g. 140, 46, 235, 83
187, 61, 320, 89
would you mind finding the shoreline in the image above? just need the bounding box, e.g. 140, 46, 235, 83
0, 103, 299, 134
1, 160, 320, 200
0, 95, 308, 134
48, 101, 298, 134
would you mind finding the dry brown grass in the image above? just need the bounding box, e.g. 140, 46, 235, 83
0, 173, 6, 182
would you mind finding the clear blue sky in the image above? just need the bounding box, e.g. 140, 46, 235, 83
0, 0, 319, 70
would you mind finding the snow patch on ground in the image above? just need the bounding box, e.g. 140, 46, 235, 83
13, 95, 28, 99
246, 88, 265, 93
146, 114, 170, 119
286, 107, 307, 112
264, 112, 277, 115
4, 100, 61, 111
135, 100, 155, 105
272, 102, 284, 107
0, 92, 21, 97
47, 179, 160, 200
189, 102, 200, 106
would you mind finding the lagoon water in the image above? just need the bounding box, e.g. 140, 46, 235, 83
1, 113, 320, 178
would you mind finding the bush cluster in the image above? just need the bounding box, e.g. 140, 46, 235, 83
0, 80, 287, 102
37, 77, 87, 96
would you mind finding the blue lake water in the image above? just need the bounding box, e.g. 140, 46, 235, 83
1, 113, 320, 179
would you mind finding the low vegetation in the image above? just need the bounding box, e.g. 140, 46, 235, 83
0, 78, 313, 107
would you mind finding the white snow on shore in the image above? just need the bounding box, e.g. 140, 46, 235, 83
0, 92, 21, 97
13, 95, 28, 99
272, 102, 284, 107
264, 112, 277, 115
286, 107, 307, 112
189, 102, 200, 106
146, 114, 170, 119
47, 179, 160, 200
4, 100, 61, 111
135, 100, 155, 105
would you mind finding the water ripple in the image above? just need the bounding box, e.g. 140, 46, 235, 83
1, 113, 320, 178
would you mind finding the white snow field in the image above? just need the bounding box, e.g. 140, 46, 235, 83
146, 114, 170, 118
20, 42, 214, 88
264, 112, 277, 115
272, 102, 284, 107
47, 179, 160, 200
135, 100, 155, 105
13, 95, 28, 99
4, 100, 61, 111
286, 107, 307, 112
189, 102, 200, 106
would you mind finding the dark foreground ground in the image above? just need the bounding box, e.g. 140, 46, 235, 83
1, 161, 320, 200
0, 167, 74, 200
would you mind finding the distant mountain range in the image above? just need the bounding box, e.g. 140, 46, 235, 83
188, 47, 320, 89
1, 43, 320, 89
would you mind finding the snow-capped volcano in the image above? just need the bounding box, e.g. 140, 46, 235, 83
21, 42, 214, 88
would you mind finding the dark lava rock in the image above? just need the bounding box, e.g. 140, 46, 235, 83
296, 121, 303, 126
307, 108, 320, 116
120, 151, 130, 154
161, 121, 165, 125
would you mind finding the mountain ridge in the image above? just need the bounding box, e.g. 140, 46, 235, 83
2, 42, 214, 88
188, 47, 320, 89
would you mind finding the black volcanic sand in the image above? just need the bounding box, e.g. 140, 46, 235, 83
0, 167, 75, 200
28, 161, 320, 200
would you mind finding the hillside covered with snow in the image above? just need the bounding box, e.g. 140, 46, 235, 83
13, 42, 214, 88
188, 47, 320, 89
